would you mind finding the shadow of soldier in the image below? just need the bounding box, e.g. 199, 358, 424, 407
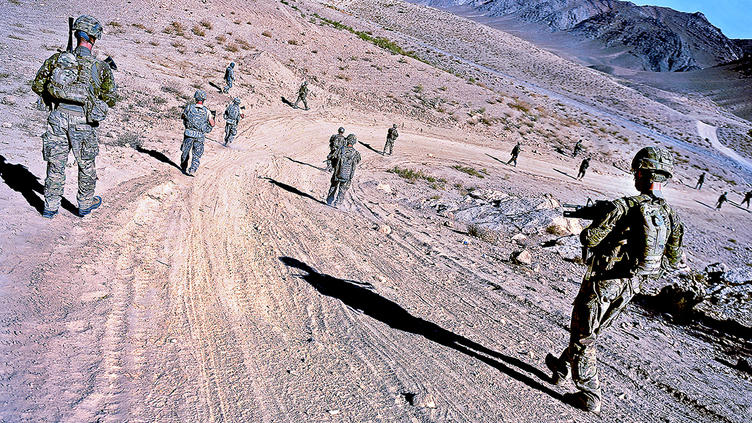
260, 176, 327, 205
136, 147, 182, 171
358, 141, 384, 156
286, 156, 327, 172
279, 256, 563, 402
0, 154, 77, 215
280, 96, 296, 108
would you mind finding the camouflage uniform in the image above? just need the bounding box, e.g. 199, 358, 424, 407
223, 98, 242, 146
715, 192, 728, 210
32, 16, 117, 215
507, 142, 521, 167
742, 190, 752, 209
222, 62, 235, 93
327, 135, 361, 207
548, 146, 684, 412
576, 158, 590, 180
383, 125, 399, 156
694, 172, 705, 190
293, 81, 309, 110
326, 128, 346, 172
181, 91, 213, 174
573, 140, 583, 158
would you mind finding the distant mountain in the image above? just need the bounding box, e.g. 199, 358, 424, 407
416, 0, 743, 72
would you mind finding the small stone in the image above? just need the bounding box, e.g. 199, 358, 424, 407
327, 409, 340, 415
1, 122, 11, 128
377, 183, 392, 193
378, 224, 392, 235
512, 249, 533, 265
511, 233, 527, 242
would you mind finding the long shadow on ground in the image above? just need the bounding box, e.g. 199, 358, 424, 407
553, 168, 577, 180
261, 177, 326, 205
281, 96, 296, 109
0, 154, 78, 214
694, 200, 716, 210
286, 156, 327, 172
279, 256, 563, 402
359, 141, 383, 156
136, 147, 182, 171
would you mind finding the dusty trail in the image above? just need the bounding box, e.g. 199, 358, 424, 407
3, 107, 748, 422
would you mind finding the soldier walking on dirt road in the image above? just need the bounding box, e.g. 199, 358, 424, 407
695, 172, 705, 190
326, 127, 346, 172
576, 157, 590, 180
180, 90, 215, 176
293, 80, 309, 110
572, 140, 583, 158
32, 15, 118, 218
383, 124, 399, 156
223, 97, 243, 146
546, 147, 685, 413
326, 134, 361, 207
507, 142, 521, 167
222, 62, 235, 93
716, 192, 728, 210
741, 190, 751, 209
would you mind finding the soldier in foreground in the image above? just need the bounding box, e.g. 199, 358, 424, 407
694, 172, 705, 190
32, 15, 118, 218
326, 134, 361, 207
742, 190, 752, 209
507, 141, 521, 167
223, 97, 244, 146
546, 147, 684, 413
572, 140, 583, 158
222, 62, 235, 93
293, 80, 309, 110
383, 124, 399, 156
326, 126, 346, 172
180, 90, 215, 176
576, 157, 590, 180
716, 192, 728, 210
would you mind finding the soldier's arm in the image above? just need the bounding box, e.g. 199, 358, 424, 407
663, 211, 684, 268
579, 199, 624, 248
97, 62, 118, 107
32, 54, 58, 96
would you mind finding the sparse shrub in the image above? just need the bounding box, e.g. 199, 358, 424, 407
388, 166, 446, 187
452, 165, 485, 178
152, 96, 167, 105
115, 132, 142, 149
107, 21, 122, 28
225, 43, 239, 52
236, 39, 251, 50
288, 39, 300, 45
163, 21, 186, 37
216, 34, 226, 43
192, 25, 206, 36
413, 84, 423, 93
335, 74, 351, 81
149, 40, 159, 46
200, 19, 213, 29
509, 99, 531, 113
261, 31, 271, 37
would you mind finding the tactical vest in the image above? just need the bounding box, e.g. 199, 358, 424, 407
336, 147, 358, 182
184, 104, 209, 138
330, 134, 345, 151
46, 51, 108, 122
224, 104, 240, 125
633, 198, 670, 276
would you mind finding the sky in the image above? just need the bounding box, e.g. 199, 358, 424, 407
631, 0, 752, 39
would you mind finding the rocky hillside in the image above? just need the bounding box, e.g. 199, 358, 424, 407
417, 0, 743, 71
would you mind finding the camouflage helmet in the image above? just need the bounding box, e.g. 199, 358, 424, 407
346, 134, 357, 146
73, 15, 103, 40
230, 62, 235, 67
338, 126, 345, 133
194, 89, 207, 102
392, 124, 397, 128
233, 97, 241, 104
631, 146, 673, 179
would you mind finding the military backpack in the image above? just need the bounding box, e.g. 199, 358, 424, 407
631, 197, 671, 276
46, 52, 108, 123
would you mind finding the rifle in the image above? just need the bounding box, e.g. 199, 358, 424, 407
66, 17, 74, 52
562, 198, 612, 263
104, 56, 118, 71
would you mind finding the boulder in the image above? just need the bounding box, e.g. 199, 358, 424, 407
512, 249, 533, 265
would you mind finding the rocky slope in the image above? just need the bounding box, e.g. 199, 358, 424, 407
416, 0, 743, 71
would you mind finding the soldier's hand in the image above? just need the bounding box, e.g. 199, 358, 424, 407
209, 117, 216, 127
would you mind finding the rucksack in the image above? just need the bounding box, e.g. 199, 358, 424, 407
633, 197, 670, 276
336, 148, 354, 182
46, 52, 92, 105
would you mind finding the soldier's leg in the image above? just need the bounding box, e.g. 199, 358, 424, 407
228, 125, 237, 145
188, 138, 205, 173
565, 278, 605, 405
387, 141, 393, 155
293, 96, 300, 109
302, 98, 308, 110
335, 181, 350, 206
180, 137, 193, 171
70, 117, 99, 210
42, 111, 71, 213
326, 180, 339, 205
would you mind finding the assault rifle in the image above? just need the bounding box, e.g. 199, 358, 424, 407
66, 17, 74, 52
562, 198, 612, 263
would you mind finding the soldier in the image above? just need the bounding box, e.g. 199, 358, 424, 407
695, 172, 705, 190
572, 140, 583, 158
546, 147, 684, 412
222, 62, 235, 93
32, 15, 118, 218
383, 124, 399, 156
742, 190, 752, 209
293, 80, 309, 110
180, 90, 215, 176
576, 157, 591, 180
715, 192, 728, 210
326, 126, 346, 172
507, 141, 521, 167
326, 134, 361, 207
223, 97, 244, 146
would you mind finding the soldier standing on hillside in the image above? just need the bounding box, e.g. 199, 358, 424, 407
223, 97, 244, 146
715, 192, 728, 210
695, 172, 705, 190
326, 134, 361, 207
576, 157, 591, 180
383, 124, 399, 156
293, 80, 309, 110
222, 62, 235, 93
32, 15, 118, 218
326, 126, 346, 172
507, 141, 521, 167
572, 140, 583, 158
180, 90, 215, 176
546, 147, 684, 413
742, 190, 752, 209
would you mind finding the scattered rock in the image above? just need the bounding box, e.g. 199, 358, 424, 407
511, 233, 527, 243
376, 183, 392, 194
1, 122, 11, 128
327, 409, 340, 415
545, 216, 583, 236
377, 224, 392, 235
511, 249, 533, 265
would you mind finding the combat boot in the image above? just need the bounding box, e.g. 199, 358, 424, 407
563, 391, 601, 413
41, 209, 58, 219
78, 196, 102, 217
545, 353, 570, 385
